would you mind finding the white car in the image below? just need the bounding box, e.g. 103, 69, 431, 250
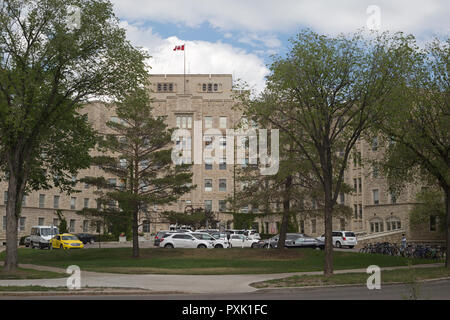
317, 231, 358, 248
159, 232, 215, 249
209, 232, 231, 248
229, 234, 260, 248
30, 226, 59, 249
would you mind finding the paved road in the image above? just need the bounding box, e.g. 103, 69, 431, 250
2, 279, 449, 300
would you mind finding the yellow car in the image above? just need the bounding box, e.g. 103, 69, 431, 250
50, 233, 84, 250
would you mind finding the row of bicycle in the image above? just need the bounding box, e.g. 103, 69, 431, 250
359, 242, 446, 260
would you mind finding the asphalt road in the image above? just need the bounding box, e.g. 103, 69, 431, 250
2, 279, 449, 300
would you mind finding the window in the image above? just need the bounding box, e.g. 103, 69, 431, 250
353, 179, 357, 192
311, 219, 317, 234
204, 179, 212, 192
219, 158, 226, 170
38, 218, 44, 226
53, 196, 60, 209
3, 191, 7, 205
208, 83, 212, 92
204, 116, 213, 129
219, 179, 227, 192
386, 217, 401, 231
339, 193, 345, 204
204, 200, 212, 212
157, 82, 174, 92
358, 178, 362, 192
205, 158, 213, 170
214, 83, 218, 91
241, 206, 249, 213
143, 220, 150, 233
108, 178, 117, 187
219, 117, 227, 129
83, 220, 89, 233
84, 198, 89, 209
18, 217, 25, 231
22, 195, 26, 206
39, 194, 46, 208
219, 200, 227, 212
176, 115, 192, 129
370, 218, 384, 233
2, 216, 5, 230
299, 220, 305, 234
69, 220, 75, 233
70, 197, 77, 210
373, 189, 379, 205
219, 136, 226, 148
390, 192, 397, 204
372, 164, 379, 178
430, 216, 437, 232
53, 218, 59, 227
359, 204, 363, 219
354, 205, 358, 219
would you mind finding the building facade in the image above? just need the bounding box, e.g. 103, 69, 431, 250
0, 74, 444, 245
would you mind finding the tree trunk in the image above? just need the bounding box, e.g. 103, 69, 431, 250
132, 210, 140, 258
3, 172, 23, 272
322, 153, 334, 277
277, 175, 292, 250
445, 186, 450, 269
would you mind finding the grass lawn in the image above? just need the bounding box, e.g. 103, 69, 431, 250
0, 247, 441, 275
251, 267, 450, 288
0, 268, 66, 280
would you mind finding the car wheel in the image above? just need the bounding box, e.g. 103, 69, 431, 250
60, 244, 64, 250
263, 244, 269, 249
197, 244, 207, 249
215, 244, 223, 248
164, 244, 174, 249
251, 243, 257, 248
335, 241, 342, 248
348, 246, 354, 249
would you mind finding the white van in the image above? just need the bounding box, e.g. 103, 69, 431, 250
317, 231, 358, 248
30, 226, 59, 249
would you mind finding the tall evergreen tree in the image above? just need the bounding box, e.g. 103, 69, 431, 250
80, 88, 194, 257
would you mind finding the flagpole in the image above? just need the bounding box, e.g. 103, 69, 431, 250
184, 44, 186, 94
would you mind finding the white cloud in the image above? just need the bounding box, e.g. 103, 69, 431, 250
112, 0, 449, 36
120, 21, 269, 93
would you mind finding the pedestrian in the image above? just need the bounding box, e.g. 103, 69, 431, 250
401, 233, 407, 249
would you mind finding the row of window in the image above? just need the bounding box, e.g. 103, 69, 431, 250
3, 192, 92, 210
176, 115, 228, 129
204, 179, 228, 192
2, 216, 91, 233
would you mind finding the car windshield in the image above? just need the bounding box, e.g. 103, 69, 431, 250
192, 233, 215, 240
40, 228, 58, 236
62, 236, 78, 240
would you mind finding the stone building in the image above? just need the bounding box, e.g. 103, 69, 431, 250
0, 74, 444, 245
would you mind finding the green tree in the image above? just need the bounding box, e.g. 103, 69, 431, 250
376, 38, 449, 267
0, 0, 149, 271
410, 188, 446, 233
237, 30, 416, 276
80, 88, 194, 257
55, 210, 68, 234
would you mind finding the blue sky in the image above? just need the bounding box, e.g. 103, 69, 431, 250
111, 0, 449, 93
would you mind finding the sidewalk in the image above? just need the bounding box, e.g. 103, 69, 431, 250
0, 262, 444, 294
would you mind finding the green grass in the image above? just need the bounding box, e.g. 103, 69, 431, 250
0, 248, 441, 275
251, 267, 450, 288
0, 268, 66, 280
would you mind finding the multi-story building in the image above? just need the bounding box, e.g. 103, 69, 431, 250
0, 74, 444, 245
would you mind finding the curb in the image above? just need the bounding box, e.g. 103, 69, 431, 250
252, 277, 450, 292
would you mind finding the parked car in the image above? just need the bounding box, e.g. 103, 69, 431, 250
317, 231, 358, 248
154, 230, 172, 247
76, 233, 96, 244
243, 229, 261, 240
30, 226, 59, 249
228, 234, 260, 248
24, 236, 31, 247
209, 232, 231, 248
257, 233, 324, 249
159, 232, 214, 249
50, 233, 84, 250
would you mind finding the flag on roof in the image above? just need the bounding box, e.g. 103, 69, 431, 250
173, 44, 185, 51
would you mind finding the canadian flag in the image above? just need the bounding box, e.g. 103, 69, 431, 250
173, 44, 185, 51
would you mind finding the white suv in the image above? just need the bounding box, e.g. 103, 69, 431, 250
317, 231, 357, 248
160, 232, 215, 249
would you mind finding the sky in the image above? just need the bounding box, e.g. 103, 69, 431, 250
110, 0, 450, 94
